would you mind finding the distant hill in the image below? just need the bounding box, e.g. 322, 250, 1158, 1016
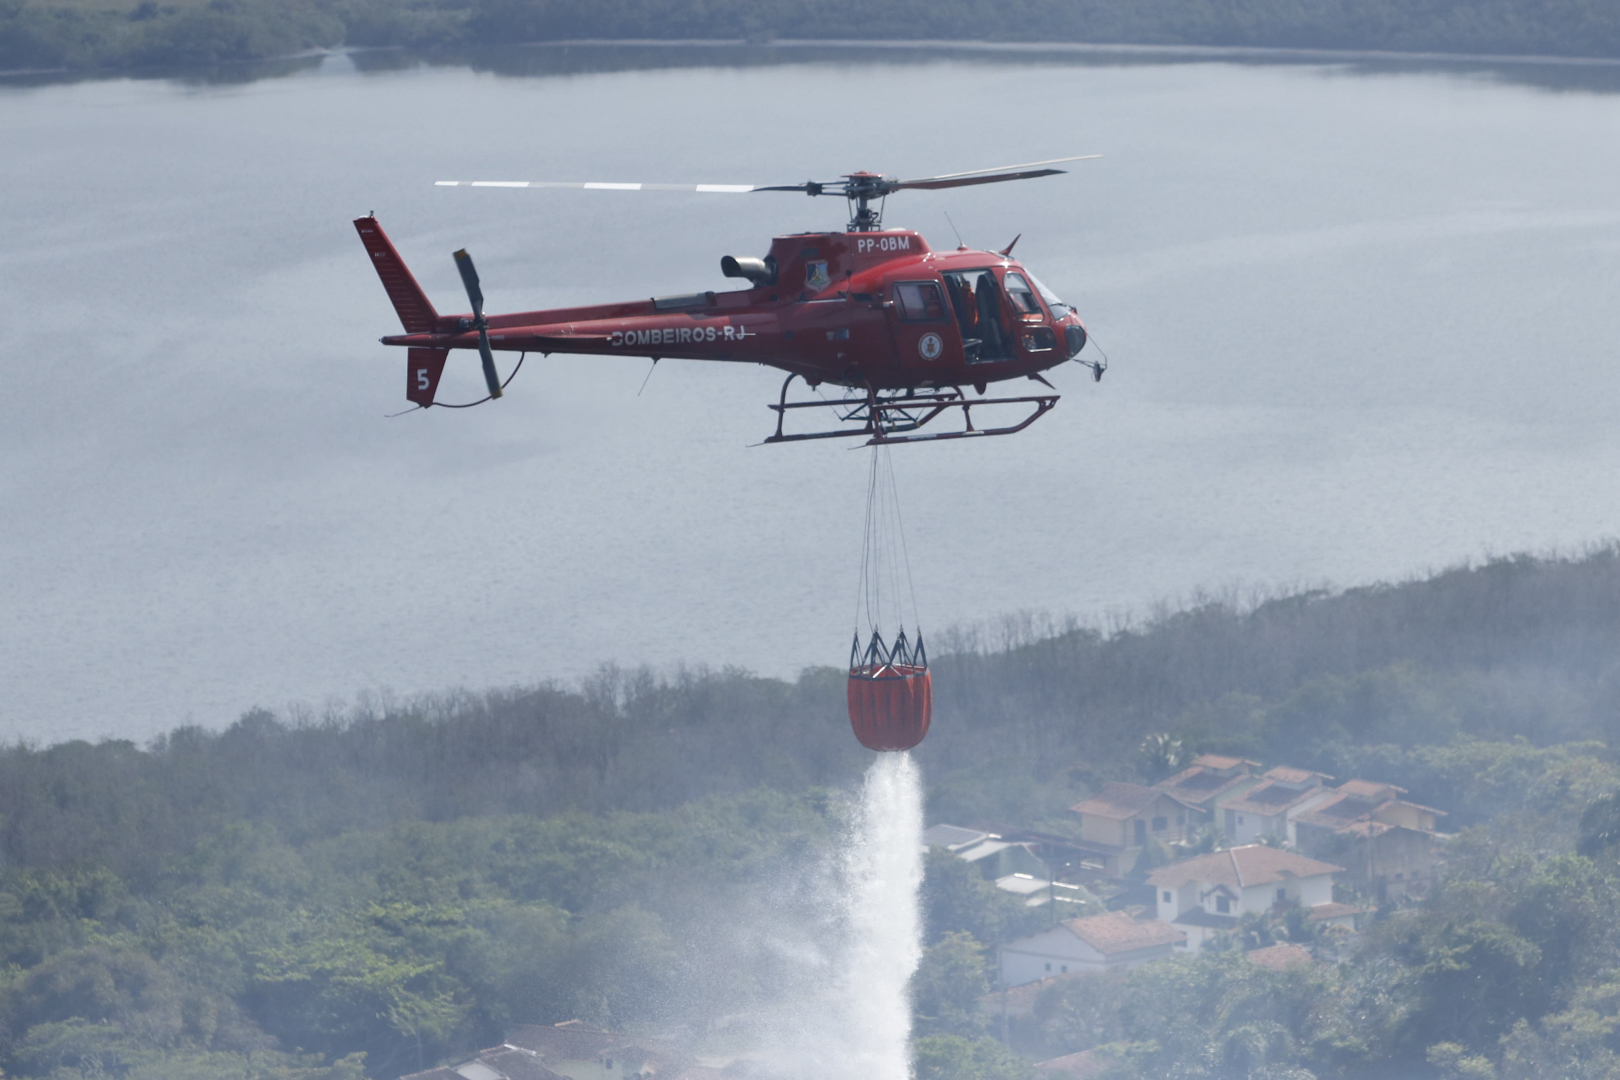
10, 545, 1620, 869
5, 0, 1620, 74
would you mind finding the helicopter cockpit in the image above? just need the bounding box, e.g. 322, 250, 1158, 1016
940, 267, 1067, 364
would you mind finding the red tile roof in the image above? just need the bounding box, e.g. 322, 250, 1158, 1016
1156, 763, 1256, 805
1263, 766, 1333, 784
1220, 777, 1331, 816
1145, 845, 1344, 890
1336, 778, 1405, 798
1071, 781, 1170, 820
1035, 1050, 1109, 1080
1062, 911, 1185, 954
1192, 754, 1250, 770
1246, 943, 1316, 971
1305, 901, 1371, 922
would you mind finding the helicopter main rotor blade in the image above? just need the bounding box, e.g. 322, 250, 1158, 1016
890, 155, 1103, 192
895, 155, 1102, 185
436, 180, 758, 192
434, 158, 1099, 198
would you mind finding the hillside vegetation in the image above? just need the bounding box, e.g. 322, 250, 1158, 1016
6, 549, 1620, 1079
5, 0, 1620, 74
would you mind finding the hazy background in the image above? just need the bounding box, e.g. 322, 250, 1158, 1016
3, 45, 1619, 741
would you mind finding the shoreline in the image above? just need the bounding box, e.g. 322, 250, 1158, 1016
6, 35, 1620, 83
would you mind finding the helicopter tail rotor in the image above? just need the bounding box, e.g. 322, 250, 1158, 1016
453, 248, 503, 400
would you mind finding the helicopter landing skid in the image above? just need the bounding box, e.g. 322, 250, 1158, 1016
761, 376, 1059, 446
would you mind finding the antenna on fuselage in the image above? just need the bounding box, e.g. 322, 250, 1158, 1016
943, 211, 965, 249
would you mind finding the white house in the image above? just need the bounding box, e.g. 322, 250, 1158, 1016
999, 910, 1185, 986
1214, 766, 1335, 845
1147, 845, 1344, 951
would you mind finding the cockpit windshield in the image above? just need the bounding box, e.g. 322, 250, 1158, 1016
1024, 271, 1070, 317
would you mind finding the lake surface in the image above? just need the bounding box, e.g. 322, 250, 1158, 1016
4, 43, 1620, 742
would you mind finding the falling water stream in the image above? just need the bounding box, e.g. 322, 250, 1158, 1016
753, 752, 924, 1080
837, 753, 925, 1080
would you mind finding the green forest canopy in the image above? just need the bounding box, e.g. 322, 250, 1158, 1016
5, 0, 1620, 73
7, 548, 1620, 1079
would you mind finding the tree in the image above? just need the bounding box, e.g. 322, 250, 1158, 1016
1577, 793, 1620, 860
921, 849, 1045, 947
913, 1034, 1035, 1080
1138, 734, 1186, 782
913, 932, 991, 1037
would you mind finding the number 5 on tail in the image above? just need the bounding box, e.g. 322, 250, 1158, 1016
407, 348, 448, 407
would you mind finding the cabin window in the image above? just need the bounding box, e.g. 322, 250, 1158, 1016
1020, 326, 1057, 352
894, 281, 946, 321
1025, 270, 1070, 316
942, 269, 1011, 363
1003, 272, 1042, 315
1216, 896, 1231, 914
1152, 816, 1167, 832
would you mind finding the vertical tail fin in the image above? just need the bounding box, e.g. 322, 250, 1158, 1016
407, 348, 450, 408
353, 216, 439, 333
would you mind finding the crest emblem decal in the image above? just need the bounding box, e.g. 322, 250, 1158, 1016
805, 260, 831, 292
918, 332, 944, 361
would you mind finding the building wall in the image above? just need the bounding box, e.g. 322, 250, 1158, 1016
1080, 796, 1192, 852
1242, 873, 1329, 911
999, 926, 1107, 986
1219, 789, 1335, 845
1078, 815, 1128, 849
1298, 826, 1434, 899
1104, 942, 1183, 970
1225, 811, 1277, 846
1147, 796, 1192, 845
1369, 829, 1436, 898
1177, 920, 1231, 952
1374, 802, 1439, 832
1284, 791, 1339, 844
1155, 872, 1337, 954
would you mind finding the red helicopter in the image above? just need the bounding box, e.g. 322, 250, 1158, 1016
354, 156, 1103, 445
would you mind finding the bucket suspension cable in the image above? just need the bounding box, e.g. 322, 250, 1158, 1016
849, 627, 929, 672
853, 443, 923, 657
846, 444, 932, 752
